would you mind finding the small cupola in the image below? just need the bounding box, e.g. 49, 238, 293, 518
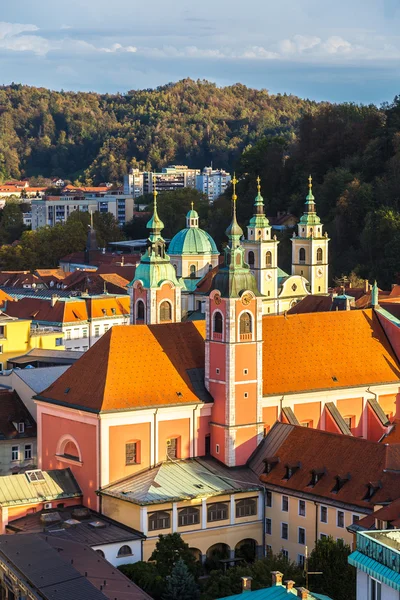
186, 203, 199, 228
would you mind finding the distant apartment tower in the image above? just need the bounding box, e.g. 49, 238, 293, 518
124, 166, 200, 197
124, 168, 144, 197
196, 167, 231, 202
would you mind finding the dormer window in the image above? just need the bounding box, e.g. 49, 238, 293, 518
263, 456, 279, 474
364, 482, 382, 501
18, 422, 25, 434
283, 463, 300, 480
102, 308, 107, 315
331, 475, 350, 494
308, 469, 325, 487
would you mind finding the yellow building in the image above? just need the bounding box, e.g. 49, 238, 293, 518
99, 457, 264, 562
0, 313, 64, 371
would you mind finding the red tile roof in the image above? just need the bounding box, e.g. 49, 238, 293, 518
252, 422, 400, 509
63, 272, 129, 295
37, 309, 400, 413
0, 390, 36, 440
356, 497, 400, 529
380, 419, 400, 444
37, 321, 207, 412
287, 295, 334, 314
6, 297, 89, 324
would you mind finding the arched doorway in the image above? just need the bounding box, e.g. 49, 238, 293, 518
235, 539, 257, 562
205, 543, 230, 572
189, 547, 202, 562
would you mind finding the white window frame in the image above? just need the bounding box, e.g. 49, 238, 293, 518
320, 505, 328, 523
281, 522, 288, 540
282, 495, 289, 512
11, 445, 19, 461
18, 422, 25, 434
298, 526, 306, 545
337, 510, 345, 528
265, 517, 272, 535
24, 444, 32, 460
299, 499, 306, 517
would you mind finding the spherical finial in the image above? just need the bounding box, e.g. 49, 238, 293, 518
308, 174, 312, 191
232, 173, 238, 202
257, 175, 261, 194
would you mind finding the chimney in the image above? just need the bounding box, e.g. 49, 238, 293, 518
364, 279, 369, 292
51, 294, 58, 307
285, 580, 296, 591
241, 577, 252, 592
297, 588, 309, 599
271, 571, 283, 586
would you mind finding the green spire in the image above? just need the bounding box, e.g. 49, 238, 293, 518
146, 174, 164, 238
299, 174, 321, 226
249, 176, 270, 228
225, 174, 243, 244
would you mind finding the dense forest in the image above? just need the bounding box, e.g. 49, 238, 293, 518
1, 79, 400, 285
0, 79, 313, 183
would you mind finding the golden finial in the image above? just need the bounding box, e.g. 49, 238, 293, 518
308, 174, 312, 192
191, 201, 194, 210
153, 173, 158, 200
257, 175, 261, 194
232, 173, 238, 202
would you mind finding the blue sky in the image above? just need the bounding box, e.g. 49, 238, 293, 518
1, 0, 400, 103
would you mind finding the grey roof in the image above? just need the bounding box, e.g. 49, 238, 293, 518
368, 398, 391, 426
247, 422, 294, 476
0, 533, 152, 600
1, 287, 77, 299
7, 504, 144, 546
0, 468, 81, 507
14, 365, 70, 393
10, 348, 83, 366
325, 402, 352, 435
282, 407, 299, 425
100, 457, 260, 505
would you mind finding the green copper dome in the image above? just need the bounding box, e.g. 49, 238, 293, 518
168, 227, 219, 255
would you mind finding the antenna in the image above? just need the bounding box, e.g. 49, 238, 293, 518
304, 545, 323, 590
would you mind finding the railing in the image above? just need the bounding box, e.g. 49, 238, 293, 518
213, 332, 223, 341
240, 333, 252, 341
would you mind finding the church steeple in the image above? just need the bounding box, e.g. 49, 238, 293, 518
186, 202, 199, 228
146, 175, 166, 258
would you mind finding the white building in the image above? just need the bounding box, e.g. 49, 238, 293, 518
124, 168, 144, 197
349, 530, 400, 600
196, 167, 231, 202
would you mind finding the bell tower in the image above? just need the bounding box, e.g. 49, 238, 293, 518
205, 176, 264, 467
291, 176, 329, 295
243, 177, 279, 314
129, 175, 181, 324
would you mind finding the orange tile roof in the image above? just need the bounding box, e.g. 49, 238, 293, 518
380, 419, 400, 444
86, 296, 129, 319
38, 321, 207, 412
261, 309, 400, 395
356, 497, 400, 529
5, 297, 88, 324
252, 422, 400, 509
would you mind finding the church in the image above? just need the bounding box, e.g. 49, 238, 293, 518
130, 175, 329, 322
34, 177, 400, 560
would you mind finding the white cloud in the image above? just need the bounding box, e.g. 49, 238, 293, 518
0, 22, 38, 39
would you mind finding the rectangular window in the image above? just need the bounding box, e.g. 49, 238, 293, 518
266, 490, 272, 507
266, 518, 272, 535
207, 503, 228, 522
0, 345, 3, 354
281, 522, 288, 540
299, 500, 306, 517
298, 527, 306, 545
11, 446, 19, 461
18, 422, 25, 433
24, 444, 32, 460
320, 506, 328, 523
125, 442, 138, 465
82, 329, 88, 338
167, 438, 178, 459
298, 554, 305, 568
0, 326, 5, 337
148, 511, 170, 531
370, 578, 381, 600
352, 514, 359, 524
282, 495, 288, 512
55, 337, 63, 346
66, 329, 71, 340
73, 328, 79, 338
235, 498, 257, 518
320, 533, 328, 540
104, 325, 109, 333
337, 510, 345, 528
94, 326, 100, 337
282, 549, 289, 560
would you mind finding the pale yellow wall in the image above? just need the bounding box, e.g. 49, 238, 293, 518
101, 494, 142, 531
265, 490, 366, 561
0, 319, 63, 368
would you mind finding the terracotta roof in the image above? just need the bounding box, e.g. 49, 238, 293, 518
35, 269, 69, 282
0, 272, 43, 288
37, 321, 207, 412
63, 272, 129, 295
287, 295, 334, 314
261, 309, 400, 395
0, 390, 36, 441
37, 309, 400, 411
251, 422, 400, 509
0, 289, 14, 309
6, 297, 89, 324
96, 264, 136, 281
195, 264, 220, 293
60, 251, 139, 268
356, 497, 400, 530
380, 419, 400, 444
86, 296, 129, 319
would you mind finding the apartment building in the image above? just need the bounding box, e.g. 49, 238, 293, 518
0, 390, 37, 475
6, 295, 130, 352
349, 530, 400, 599
196, 166, 231, 202
31, 193, 134, 229
249, 422, 400, 564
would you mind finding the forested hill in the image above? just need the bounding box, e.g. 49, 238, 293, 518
0, 79, 315, 183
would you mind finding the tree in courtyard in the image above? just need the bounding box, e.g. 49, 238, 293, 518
163, 559, 199, 600
149, 533, 198, 578
308, 536, 355, 600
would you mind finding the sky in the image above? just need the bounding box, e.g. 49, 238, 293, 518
1, 0, 400, 103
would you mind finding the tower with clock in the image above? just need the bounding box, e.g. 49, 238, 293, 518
243, 178, 279, 314
291, 176, 329, 295
205, 177, 264, 467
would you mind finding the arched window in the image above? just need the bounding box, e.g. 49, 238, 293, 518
190, 265, 196, 278
96, 549, 105, 558
148, 511, 171, 531
178, 507, 200, 527
117, 545, 132, 557
299, 247, 306, 263
239, 312, 252, 335
63, 441, 79, 460
316, 248, 323, 263
213, 312, 223, 334
136, 300, 145, 321
159, 301, 172, 322
248, 251, 255, 267
57, 435, 81, 462
265, 251, 272, 267
236, 498, 257, 518
207, 503, 228, 522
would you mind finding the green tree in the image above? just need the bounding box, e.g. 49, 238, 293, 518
119, 562, 164, 600
0, 200, 24, 243
308, 537, 355, 600
163, 559, 199, 600
149, 533, 198, 578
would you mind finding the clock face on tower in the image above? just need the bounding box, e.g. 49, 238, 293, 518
265, 271, 273, 282
316, 267, 324, 278
241, 293, 252, 306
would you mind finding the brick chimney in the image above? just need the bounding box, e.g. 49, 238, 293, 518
241, 577, 252, 592
285, 580, 296, 591
297, 588, 309, 599
271, 571, 283, 586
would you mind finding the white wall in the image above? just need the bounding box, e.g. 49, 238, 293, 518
91, 539, 142, 567
357, 570, 399, 600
